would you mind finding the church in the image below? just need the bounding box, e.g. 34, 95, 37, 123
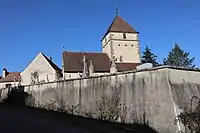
62, 13, 141, 79
0, 12, 143, 87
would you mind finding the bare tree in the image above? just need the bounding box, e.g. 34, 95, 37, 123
96, 90, 128, 123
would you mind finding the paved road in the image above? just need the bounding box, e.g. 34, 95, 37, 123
0, 105, 157, 133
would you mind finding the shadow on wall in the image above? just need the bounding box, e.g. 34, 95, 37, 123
0, 87, 158, 133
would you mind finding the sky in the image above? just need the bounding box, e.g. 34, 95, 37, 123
0, 0, 200, 72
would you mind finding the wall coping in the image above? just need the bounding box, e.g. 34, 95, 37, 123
24, 65, 200, 87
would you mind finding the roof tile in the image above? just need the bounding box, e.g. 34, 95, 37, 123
0, 72, 21, 83
102, 15, 138, 41
63, 52, 111, 72
63, 51, 140, 73
116, 63, 141, 72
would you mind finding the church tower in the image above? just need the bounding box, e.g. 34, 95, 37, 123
101, 11, 141, 63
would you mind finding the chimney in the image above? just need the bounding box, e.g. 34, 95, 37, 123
2, 68, 7, 78
49, 57, 52, 61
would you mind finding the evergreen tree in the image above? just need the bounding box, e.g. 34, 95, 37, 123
141, 46, 159, 67
163, 43, 195, 68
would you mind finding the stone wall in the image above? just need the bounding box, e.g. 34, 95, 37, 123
24, 66, 200, 133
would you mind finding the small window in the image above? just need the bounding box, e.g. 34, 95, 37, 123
118, 44, 120, 46
119, 56, 123, 62
125, 44, 127, 47
132, 45, 134, 47
123, 33, 126, 39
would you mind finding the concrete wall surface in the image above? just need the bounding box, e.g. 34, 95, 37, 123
24, 66, 200, 133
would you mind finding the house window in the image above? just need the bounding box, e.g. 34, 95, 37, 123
132, 45, 134, 47
125, 44, 127, 47
5, 84, 11, 89
118, 44, 120, 46
123, 33, 126, 39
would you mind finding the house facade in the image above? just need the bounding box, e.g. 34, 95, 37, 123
0, 68, 21, 89
20, 53, 62, 85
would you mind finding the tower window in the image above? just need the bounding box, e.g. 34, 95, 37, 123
123, 33, 126, 39
119, 56, 123, 62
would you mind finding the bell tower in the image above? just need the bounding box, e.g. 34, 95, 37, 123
101, 10, 141, 63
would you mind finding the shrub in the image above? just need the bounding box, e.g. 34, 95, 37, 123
96, 91, 128, 122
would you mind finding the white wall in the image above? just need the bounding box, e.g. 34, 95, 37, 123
0, 82, 20, 89
64, 72, 110, 79
102, 32, 140, 63
20, 53, 58, 85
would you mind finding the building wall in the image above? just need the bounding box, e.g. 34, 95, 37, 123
0, 81, 20, 89
102, 32, 140, 63
20, 53, 58, 85
0, 81, 20, 99
23, 67, 200, 133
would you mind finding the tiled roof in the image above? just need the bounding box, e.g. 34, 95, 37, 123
116, 63, 141, 72
0, 72, 21, 83
62, 51, 140, 73
102, 15, 138, 41
42, 53, 62, 72
63, 51, 111, 72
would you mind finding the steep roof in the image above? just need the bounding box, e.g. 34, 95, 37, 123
0, 72, 21, 83
62, 51, 140, 73
41, 53, 62, 72
102, 15, 138, 41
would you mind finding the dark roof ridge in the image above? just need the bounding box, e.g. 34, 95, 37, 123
41, 53, 61, 72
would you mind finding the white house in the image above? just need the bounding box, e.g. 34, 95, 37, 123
20, 53, 62, 85
0, 68, 21, 89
